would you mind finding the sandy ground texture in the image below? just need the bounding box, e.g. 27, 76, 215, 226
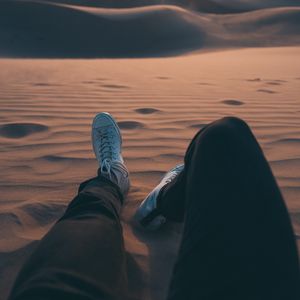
0, 47, 299, 299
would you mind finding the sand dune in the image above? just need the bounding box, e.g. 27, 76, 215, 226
0, 47, 299, 299
0, 1, 300, 57
213, 0, 300, 11
0, 0, 300, 298
30, 0, 300, 13
0, 2, 205, 57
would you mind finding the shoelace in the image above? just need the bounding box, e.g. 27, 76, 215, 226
97, 127, 123, 179
99, 130, 114, 161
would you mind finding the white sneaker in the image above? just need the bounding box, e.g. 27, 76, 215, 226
135, 164, 184, 230
92, 112, 130, 195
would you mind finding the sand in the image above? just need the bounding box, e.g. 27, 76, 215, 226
1, 0, 300, 298
0, 46, 299, 299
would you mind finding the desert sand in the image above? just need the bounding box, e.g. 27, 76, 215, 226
0, 47, 300, 299
0, 0, 300, 299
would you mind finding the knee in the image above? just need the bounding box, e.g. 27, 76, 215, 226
193, 116, 253, 148
213, 116, 250, 133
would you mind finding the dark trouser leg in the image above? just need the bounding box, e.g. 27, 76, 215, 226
9, 173, 128, 300
165, 117, 300, 300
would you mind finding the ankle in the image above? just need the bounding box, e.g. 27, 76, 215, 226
100, 161, 130, 196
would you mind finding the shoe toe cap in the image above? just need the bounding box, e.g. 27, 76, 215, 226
93, 112, 115, 128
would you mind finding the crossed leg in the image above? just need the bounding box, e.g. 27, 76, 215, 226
161, 117, 300, 300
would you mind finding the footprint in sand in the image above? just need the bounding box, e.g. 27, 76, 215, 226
257, 89, 277, 94
156, 76, 171, 80
268, 79, 287, 83
196, 82, 215, 86
81, 81, 96, 84
246, 78, 261, 82
32, 82, 61, 87
118, 121, 144, 130
0, 123, 48, 138
265, 82, 282, 86
265, 79, 287, 85
135, 108, 160, 115
221, 99, 244, 106
101, 84, 130, 89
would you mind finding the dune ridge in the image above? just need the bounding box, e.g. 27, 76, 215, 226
0, 1, 300, 57
24, 0, 300, 14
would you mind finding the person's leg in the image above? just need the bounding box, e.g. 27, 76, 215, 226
9, 174, 127, 300
135, 164, 184, 230
9, 112, 131, 300
165, 117, 300, 300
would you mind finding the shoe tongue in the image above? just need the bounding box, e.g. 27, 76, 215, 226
101, 158, 111, 174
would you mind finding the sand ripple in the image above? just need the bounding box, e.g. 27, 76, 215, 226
0, 48, 299, 299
